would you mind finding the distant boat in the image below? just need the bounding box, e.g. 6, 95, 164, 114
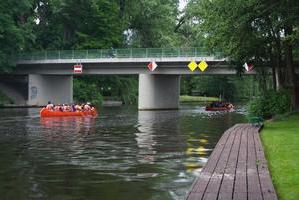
205, 102, 234, 111
40, 108, 98, 117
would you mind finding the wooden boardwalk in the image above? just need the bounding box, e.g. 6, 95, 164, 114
186, 124, 277, 200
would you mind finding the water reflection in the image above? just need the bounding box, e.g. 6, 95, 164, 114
40, 116, 97, 134
136, 110, 182, 164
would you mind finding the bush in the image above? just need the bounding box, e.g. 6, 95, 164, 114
0, 91, 12, 105
73, 79, 103, 106
248, 90, 290, 119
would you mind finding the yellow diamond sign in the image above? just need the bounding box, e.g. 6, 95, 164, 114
188, 61, 198, 71
198, 61, 208, 72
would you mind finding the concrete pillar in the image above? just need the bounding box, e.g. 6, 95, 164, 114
138, 74, 180, 110
28, 74, 73, 106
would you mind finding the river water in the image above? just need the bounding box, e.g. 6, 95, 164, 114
0, 104, 246, 200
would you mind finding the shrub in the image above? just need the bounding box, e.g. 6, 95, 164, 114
248, 90, 290, 119
73, 79, 103, 106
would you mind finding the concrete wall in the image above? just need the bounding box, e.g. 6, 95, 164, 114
28, 74, 73, 106
138, 74, 180, 110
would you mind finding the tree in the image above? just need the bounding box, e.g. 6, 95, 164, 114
123, 0, 180, 47
33, 0, 123, 49
0, 0, 35, 72
181, 0, 299, 109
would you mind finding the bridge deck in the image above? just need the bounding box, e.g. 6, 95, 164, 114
186, 124, 277, 200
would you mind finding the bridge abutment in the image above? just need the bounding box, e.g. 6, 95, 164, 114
138, 74, 180, 110
28, 74, 73, 106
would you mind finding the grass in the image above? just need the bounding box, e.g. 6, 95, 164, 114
179, 95, 219, 102
261, 112, 299, 200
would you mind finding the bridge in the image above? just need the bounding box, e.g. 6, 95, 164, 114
1, 47, 291, 109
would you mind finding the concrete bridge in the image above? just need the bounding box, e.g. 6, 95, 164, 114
0, 48, 283, 109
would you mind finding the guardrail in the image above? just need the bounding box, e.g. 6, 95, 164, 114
17, 48, 221, 61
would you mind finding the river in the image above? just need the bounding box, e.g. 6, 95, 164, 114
0, 104, 246, 200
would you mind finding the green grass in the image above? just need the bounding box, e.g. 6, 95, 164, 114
179, 95, 219, 102
261, 113, 299, 200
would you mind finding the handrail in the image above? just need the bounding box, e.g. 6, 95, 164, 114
17, 47, 222, 61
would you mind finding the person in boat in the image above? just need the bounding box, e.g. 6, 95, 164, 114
84, 102, 91, 111
46, 101, 54, 110
71, 104, 76, 112
75, 104, 82, 111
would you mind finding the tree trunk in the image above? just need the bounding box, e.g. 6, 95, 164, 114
274, 39, 284, 90
285, 25, 299, 110
269, 51, 277, 90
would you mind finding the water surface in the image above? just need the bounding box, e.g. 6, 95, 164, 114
0, 104, 246, 200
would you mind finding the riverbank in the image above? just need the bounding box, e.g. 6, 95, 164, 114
179, 95, 219, 102
261, 112, 299, 200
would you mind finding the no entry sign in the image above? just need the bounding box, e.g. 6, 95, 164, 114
74, 64, 83, 73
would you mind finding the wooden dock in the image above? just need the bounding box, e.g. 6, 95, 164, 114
186, 124, 277, 200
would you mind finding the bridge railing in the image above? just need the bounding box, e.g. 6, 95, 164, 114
17, 48, 221, 61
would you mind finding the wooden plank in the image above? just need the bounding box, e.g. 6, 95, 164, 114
233, 124, 248, 200
186, 124, 278, 200
203, 125, 239, 200
253, 129, 278, 200
247, 125, 263, 200
218, 125, 244, 200
187, 125, 237, 199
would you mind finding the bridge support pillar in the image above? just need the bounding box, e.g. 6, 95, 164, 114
138, 74, 180, 110
28, 74, 73, 106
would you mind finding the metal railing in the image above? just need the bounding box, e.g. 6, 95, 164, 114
17, 47, 221, 61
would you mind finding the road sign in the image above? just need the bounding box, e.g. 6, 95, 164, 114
198, 61, 208, 71
148, 61, 158, 71
74, 64, 83, 73
188, 61, 198, 71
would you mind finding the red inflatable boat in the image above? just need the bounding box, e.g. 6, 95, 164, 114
40, 108, 98, 117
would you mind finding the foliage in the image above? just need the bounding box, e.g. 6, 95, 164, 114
248, 90, 290, 119
261, 113, 299, 200
74, 76, 138, 105
34, 0, 123, 50
181, 0, 299, 109
0, 0, 35, 72
124, 0, 180, 47
73, 78, 103, 106
0, 91, 12, 105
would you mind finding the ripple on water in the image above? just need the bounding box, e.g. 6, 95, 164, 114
0, 106, 246, 200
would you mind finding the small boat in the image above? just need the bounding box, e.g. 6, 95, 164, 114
40, 108, 98, 117
205, 102, 234, 111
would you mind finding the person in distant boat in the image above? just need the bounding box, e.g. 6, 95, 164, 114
227, 103, 234, 109
71, 104, 76, 112
75, 104, 82, 111
46, 101, 54, 110
84, 103, 91, 111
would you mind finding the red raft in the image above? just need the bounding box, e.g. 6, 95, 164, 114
40, 108, 98, 117
205, 102, 234, 111
205, 106, 233, 111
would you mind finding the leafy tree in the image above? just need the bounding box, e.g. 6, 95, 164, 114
0, 0, 35, 72
124, 0, 180, 47
34, 0, 123, 49
181, 0, 299, 109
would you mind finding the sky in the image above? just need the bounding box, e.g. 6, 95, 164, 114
179, 0, 188, 11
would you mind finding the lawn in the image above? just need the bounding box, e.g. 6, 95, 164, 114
261, 113, 299, 200
179, 95, 219, 102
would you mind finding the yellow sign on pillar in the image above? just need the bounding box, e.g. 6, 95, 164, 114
198, 61, 208, 72
188, 61, 198, 71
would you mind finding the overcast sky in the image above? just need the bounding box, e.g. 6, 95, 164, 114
179, 0, 188, 11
